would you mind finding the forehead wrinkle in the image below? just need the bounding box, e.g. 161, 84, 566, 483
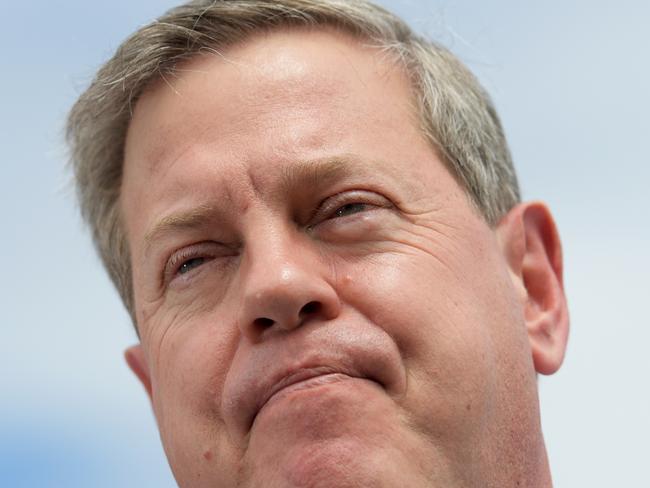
278, 157, 354, 194
241, 156, 355, 204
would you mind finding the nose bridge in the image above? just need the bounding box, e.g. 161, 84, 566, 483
248, 227, 306, 293
239, 220, 339, 339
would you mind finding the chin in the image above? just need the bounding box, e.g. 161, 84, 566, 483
239, 383, 434, 488
244, 437, 423, 488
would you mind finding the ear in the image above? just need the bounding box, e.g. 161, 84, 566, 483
497, 202, 569, 375
125, 344, 153, 400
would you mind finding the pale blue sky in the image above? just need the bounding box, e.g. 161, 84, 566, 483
2, 1, 649, 486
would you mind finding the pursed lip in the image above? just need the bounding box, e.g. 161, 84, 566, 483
252, 366, 368, 425
221, 328, 407, 439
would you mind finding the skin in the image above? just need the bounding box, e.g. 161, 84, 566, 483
121, 28, 569, 487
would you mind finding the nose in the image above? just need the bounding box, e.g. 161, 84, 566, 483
238, 232, 341, 341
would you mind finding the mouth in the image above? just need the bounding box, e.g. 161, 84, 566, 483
250, 367, 379, 429
223, 330, 407, 439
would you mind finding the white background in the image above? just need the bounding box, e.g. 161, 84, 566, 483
2, 1, 648, 486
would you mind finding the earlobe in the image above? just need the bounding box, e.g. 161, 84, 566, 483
497, 202, 570, 375
125, 344, 153, 400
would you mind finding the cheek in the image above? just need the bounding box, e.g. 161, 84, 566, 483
334, 237, 520, 443
337, 244, 499, 357
145, 312, 241, 471
152, 318, 237, 415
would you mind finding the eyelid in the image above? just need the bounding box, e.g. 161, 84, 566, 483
313, 190, 391, 221
163, 241, 228, 285
166, 247, 201, 277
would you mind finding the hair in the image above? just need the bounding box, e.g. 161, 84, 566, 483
67, 0, 520, 321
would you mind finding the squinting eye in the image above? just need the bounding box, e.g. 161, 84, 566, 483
164, 241, 229, 284
333, 203, 370, 218
308, 190, 392, 231
178, 257, 206, 275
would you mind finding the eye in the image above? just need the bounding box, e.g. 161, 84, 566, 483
313, 190, 390, 225
166, 250, 212, 281
178, 257, 206, 275
163, 241, 235, 285
332, 202, 372, 218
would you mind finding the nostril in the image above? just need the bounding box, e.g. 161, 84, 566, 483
299, 301, 321, 317
251, 302, 323, 333
253, 317, 275, 329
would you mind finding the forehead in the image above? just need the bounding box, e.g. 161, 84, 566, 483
124, 27, 418, 171
121, 27, 442, 243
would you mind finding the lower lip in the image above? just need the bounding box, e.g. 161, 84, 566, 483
258, 373, 376, 418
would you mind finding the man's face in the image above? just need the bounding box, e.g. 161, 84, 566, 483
121, 29, 555, 487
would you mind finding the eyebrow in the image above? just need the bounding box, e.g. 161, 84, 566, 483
279, 156, 354, 193
143, 203, 220, 259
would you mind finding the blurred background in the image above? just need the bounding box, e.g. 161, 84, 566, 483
2, 0, 648, 486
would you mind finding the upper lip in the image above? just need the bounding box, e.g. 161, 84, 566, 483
253, 365, 366, 425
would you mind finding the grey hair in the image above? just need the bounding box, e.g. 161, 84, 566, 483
67, 0, 519, 321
